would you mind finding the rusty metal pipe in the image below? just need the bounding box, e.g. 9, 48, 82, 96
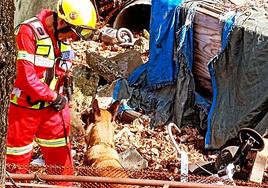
113, 0, 151, 31
7, 173, 256, 188
5, 182, 76, 188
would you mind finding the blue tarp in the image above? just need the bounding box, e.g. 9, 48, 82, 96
125, 1, 212, 128
128, 0, 184, 87
173, 2, 211, 130
205, 13, 236, 148
116, 2, 268, 149
204, 9, 268, 149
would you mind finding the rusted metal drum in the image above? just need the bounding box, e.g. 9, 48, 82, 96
113, 0, 151, 31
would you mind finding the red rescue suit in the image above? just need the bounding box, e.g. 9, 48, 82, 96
6, 10, 74, 181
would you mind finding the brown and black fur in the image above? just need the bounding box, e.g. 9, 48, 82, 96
82, 99, 131, 188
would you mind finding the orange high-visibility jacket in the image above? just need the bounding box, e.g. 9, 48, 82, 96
11, 9, 74, 109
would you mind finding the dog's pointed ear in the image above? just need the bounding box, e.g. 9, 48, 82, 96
92, 99, 100, 116
108, 100, 120, 121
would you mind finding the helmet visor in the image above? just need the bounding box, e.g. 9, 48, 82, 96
70, 24, 96, 39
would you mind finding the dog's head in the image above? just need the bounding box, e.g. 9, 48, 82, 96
81, 99, 121, 145
91, 99, 120, 123
81, 99, 120, 128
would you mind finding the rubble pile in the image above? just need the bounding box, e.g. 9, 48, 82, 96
216, 0, 268, 12
114, 119, 208, 172
71, 117, 208, 173
67, 29, 149, 102
66, 13, 209, 173
68, 39, 209, 172
71, 33, 149, 64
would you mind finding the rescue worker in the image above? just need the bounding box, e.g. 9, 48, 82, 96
6, 0, 97, 184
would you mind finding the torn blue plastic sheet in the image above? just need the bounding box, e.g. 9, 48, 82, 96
205, 12, 236, 149
128, 0, 184, 87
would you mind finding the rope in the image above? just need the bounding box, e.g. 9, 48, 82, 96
6, 171, 21, 188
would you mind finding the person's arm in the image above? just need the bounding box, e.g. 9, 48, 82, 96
15, 25, 57, 102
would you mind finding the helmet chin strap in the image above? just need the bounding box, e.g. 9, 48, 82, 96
53, 12, 59, 40
53, 12, 75, 39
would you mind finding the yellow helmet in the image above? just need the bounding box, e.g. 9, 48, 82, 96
57, 0, 97, 38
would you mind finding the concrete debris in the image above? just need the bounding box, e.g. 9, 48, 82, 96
119, 148, 148, 170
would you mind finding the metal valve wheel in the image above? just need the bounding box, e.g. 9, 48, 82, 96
116, 28, 134, 46
238, 128, 264, 151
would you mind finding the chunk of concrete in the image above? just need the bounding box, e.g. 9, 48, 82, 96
119, 148, 148, 170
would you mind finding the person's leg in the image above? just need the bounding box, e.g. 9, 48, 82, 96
37, 105, 74, 185
6, 104, 40, 173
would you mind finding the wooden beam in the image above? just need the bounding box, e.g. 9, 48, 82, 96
186, 2, 223, 98
250, 138, 268, 183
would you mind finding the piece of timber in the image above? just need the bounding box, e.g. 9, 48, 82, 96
86, 52, 122, 82
119, 109, 150, 124
85, 50, 144, 82
182, 2, 224, 99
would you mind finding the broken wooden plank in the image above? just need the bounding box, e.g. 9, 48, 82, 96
194, 10, 222, 30
85, 50, 144, 82
119, 109, 150, 124
250, 138, 268, 183
191, 3, 223, 99
86, 51, 123, 82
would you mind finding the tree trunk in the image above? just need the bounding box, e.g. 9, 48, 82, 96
14, 0, 56, 26
0, 0, 16, 186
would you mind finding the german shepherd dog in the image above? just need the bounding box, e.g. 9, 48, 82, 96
81, 99, 131, 188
